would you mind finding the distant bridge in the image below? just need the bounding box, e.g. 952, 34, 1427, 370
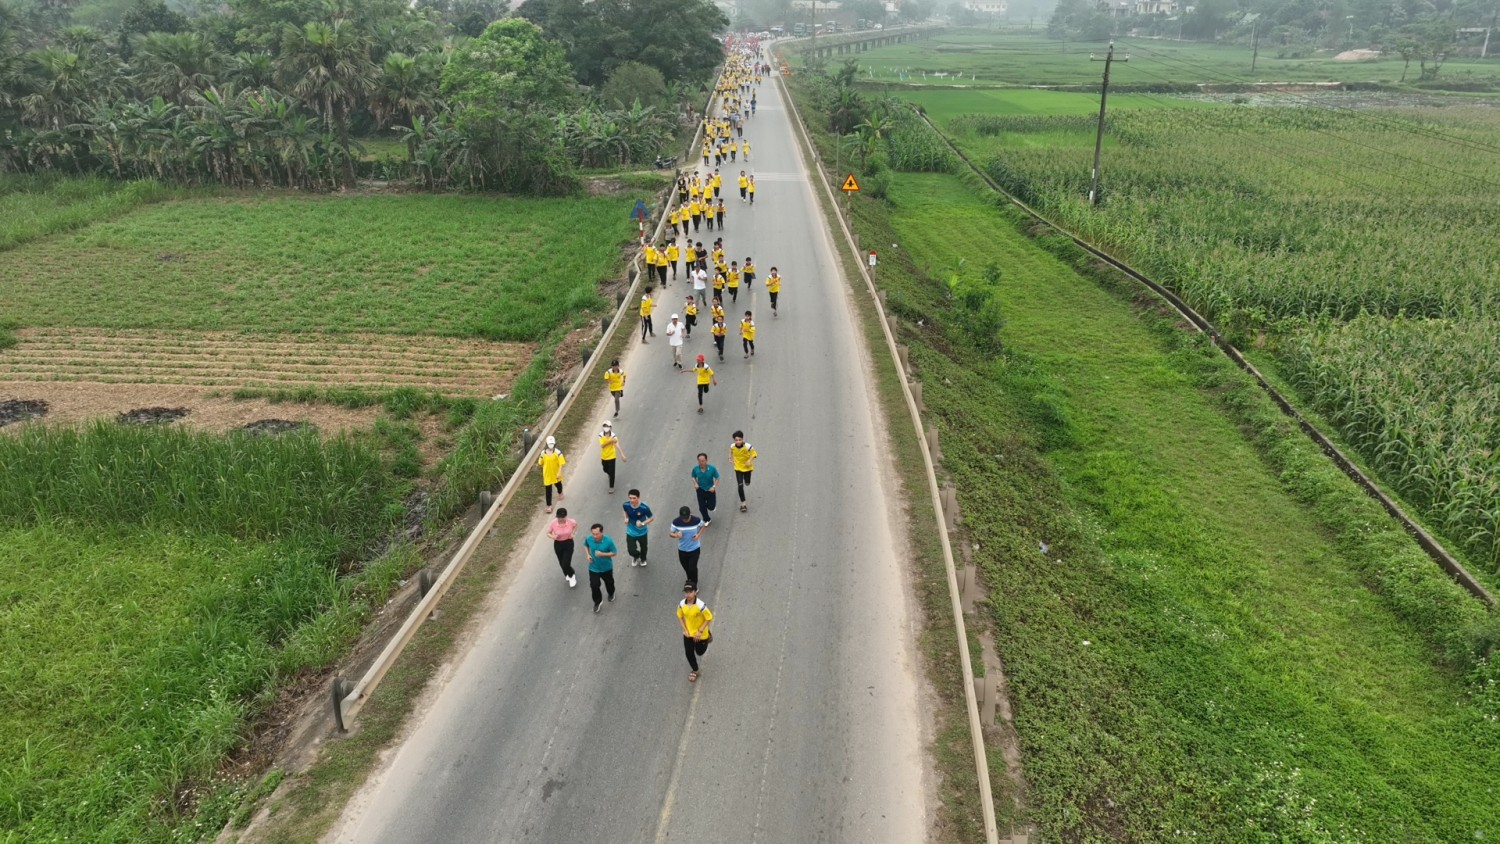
784, 25, 946, 61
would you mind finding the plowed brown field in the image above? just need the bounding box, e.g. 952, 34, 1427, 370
0, 328, 531, 396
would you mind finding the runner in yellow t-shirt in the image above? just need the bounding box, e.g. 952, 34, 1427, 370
747, 175, 756, 205
654, 244, 669, 285
726, 262, 741, 305
603, 358, 627, 417
709, 314, 727, 362
639, 289, 655, 342
729, 430, 758, 511
738, 171, 749, 203
598, 420, 626, 493
677, 583, 714, 682
538, 436, 566, 512
739, 310, 756, 359
683, 297, 699, 339
686, 354, 718, 413
765, 266, 782, 316
666, 240, 681, 280
742, 256, 756, 288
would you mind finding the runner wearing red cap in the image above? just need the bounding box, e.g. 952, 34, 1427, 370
685, 354, 717, 413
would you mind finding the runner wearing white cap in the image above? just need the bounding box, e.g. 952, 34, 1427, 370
665, 313, 685, 368
538, 436, 566, 512
598, 421, 626, 494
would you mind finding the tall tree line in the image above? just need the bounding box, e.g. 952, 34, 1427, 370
0, 0, 728, 192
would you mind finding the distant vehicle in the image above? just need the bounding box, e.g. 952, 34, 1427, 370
770, 25, 785, 35
793, 22, 806, 35
825, 20, 839, 32
874, 22, 883, 29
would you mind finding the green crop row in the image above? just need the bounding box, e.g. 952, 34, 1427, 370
886, 107, 959, 173
964, 105, 1500, 323
1283, 316, 1500, 570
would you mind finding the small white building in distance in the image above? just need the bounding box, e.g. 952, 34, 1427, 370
965, 0, 1009, 11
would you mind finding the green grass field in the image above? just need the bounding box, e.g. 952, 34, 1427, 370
853, 167, 1500, 841
0, 424, 413, 843
0, 174, 187, 252
845, 29, 1500, 86
0, 192, 638, 341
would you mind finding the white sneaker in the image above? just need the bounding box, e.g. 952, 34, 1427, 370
567, 575, 577, 588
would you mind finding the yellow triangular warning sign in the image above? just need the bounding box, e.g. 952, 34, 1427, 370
840, 173, 860, 192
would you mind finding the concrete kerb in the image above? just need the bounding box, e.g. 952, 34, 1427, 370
333, 66, 728, 732
773, 54, 1001, 844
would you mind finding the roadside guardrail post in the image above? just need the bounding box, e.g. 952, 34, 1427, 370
927, 425, 942, 465
521, 427, 536, 454
418, 566, 435, 597
331, 677, 353, 732
910, 380, 923, 410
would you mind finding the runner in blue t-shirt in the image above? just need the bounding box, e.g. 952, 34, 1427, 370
582, 524, 618, 613
622, 489, 655, 567
669, 506, 708, 587
690, 452, 721, 525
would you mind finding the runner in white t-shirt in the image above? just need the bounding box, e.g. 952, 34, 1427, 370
665, 314, 685, 369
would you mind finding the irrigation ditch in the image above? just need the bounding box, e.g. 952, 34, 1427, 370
914, 108, 1494, 608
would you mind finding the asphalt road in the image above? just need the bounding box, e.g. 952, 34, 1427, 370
331, 57, 931, 844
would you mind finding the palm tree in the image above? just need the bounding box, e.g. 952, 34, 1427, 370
21, 48, 97, 130
370, 52, 434, 130
275, 18, 375, 187
228, 52, 276, 89
132, 32, 224, 105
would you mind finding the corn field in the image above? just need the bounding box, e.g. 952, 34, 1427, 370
951, 102, 1500, 572
1283, 316, 1500, 569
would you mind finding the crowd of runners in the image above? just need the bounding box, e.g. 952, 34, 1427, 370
533, 43, 775, 684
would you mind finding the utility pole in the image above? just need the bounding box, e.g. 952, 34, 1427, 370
1089, 43, 1126, 207
1251, 20, 1260, 72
